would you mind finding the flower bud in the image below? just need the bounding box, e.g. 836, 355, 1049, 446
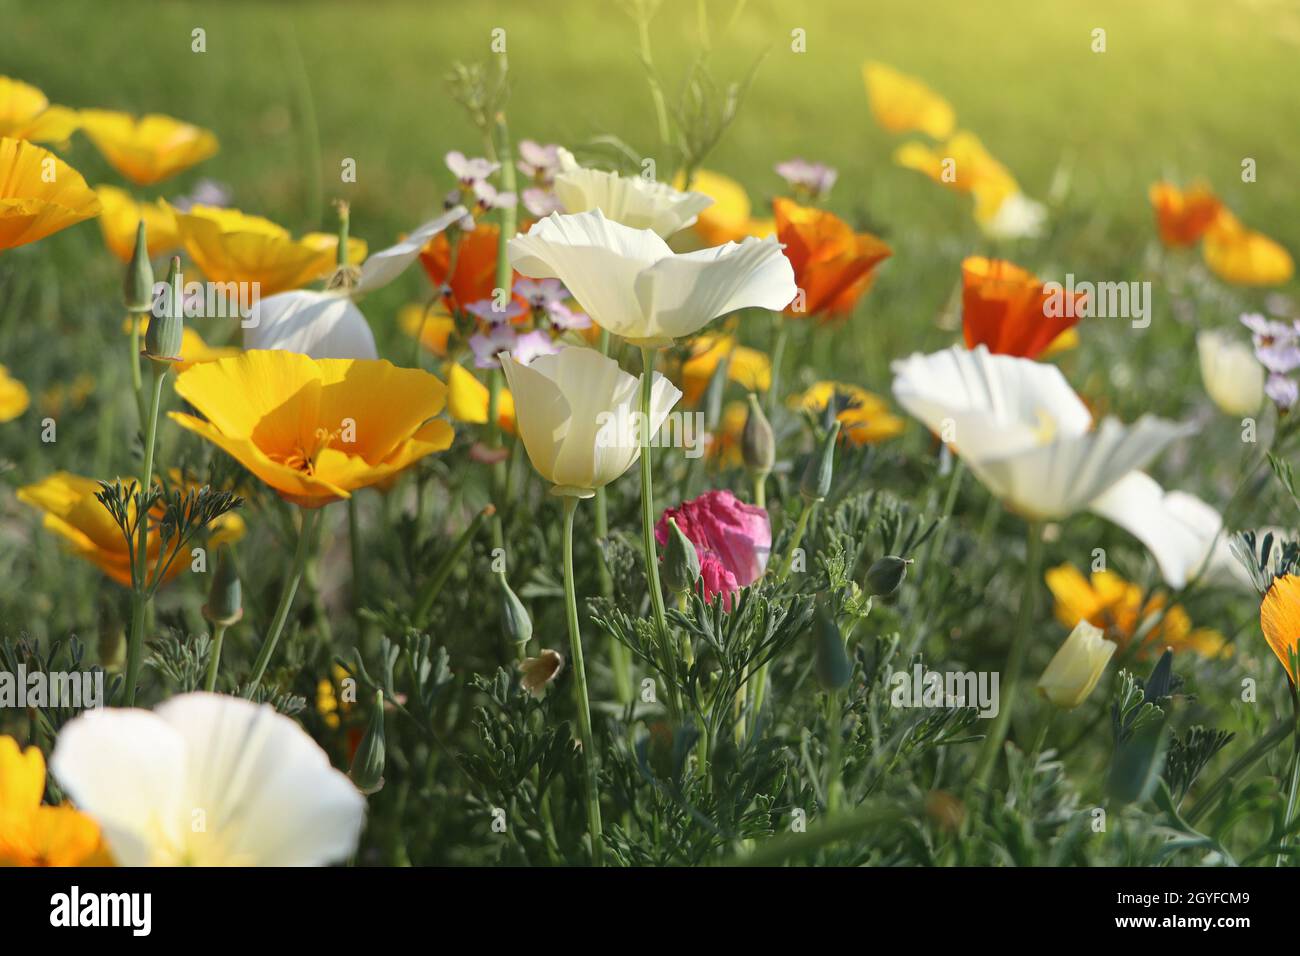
202, 544, 243, 627
661, 517, 701, 595
800, 420, 840, 503
499, 576, 533, 648
813, 601, 851, 690
1036, 620, 1117, 709
144, 256, 183, 363
519, 649, 564, 698
741, 392, 775, 477
348, 690, 386, 795
866, 555, 912, 597
124, 221, 154, 313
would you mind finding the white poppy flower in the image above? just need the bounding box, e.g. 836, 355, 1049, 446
1197, 329, 1264, 416
1089, 471, 1252, 590
1037, 620, 1116, 709
244, 207, 466, 360
890, 345, 1192, 521
979, 191, 1047, 240
507, 209, 796, 347
553, 153, 712, 237
500, 345, 682, 497
51, 692, 366, 866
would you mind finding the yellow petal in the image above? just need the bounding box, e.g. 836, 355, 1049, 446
1203, 213, 1295, 286
863, 62, 956, 139
444, 363, 515, 432
0, 364, 30, 421
0, 137, 101, 251
1261, 574, 1300, 683
93, 184, 179, 261
0, 736, 46, 816
0, 77, 79, 143
78, 109, 218, 185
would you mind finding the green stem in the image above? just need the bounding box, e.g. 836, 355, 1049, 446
128, 313, 145, 427
776, 500, 815, 583
1278, 685, 1300, 866
204, 624, 228, 693
972, 521, 1044, 788
593, 329, 631, 705
767, 316, 788, 417
123, 365, 166, 706
752, 472, 767, 510
245, 507, 321, 696
413, 505, 493, 626
826, 689, 844, 813
562, 495, 604, 865
639, 346, 677, 717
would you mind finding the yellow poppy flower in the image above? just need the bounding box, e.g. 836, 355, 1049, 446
706, 399, 749, 468
169, 350, 454, 509
0, 736, 110, 867
0, 364, 30, 422
789, 381, 905, 446
444, 362, 515, 432
17, 471, 245, 588
0, 137, 101, 251
122, 317, 241, 371
679, 335, 771, 406
174, 205, 367, 296
1202, 210, 1294, 286
78, 109, 217, 185
673, 169, 774, 246
94, 184, 179, 261
1260, 574, 1300, 684
0, 77, 78, 143
38, 373, 94, 418
862, 62, 956, 139
1045, 564, 1228, 659
895, 131, 1023, 224
316, 664, 356, 730
399, 302, 456, 358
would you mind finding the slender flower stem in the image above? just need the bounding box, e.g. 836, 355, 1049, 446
973, 521, 1044, 788
413, 505, 493, 627
123, 364, 167, 706
752, 473, 767, 511
776, 500, 815, 583
127, 314, 145, 426
826, 689, 845, 813
562, 495, 603, 865
639, 346, 678, 716
245, 507, 321, 697
204, 624, 229, 693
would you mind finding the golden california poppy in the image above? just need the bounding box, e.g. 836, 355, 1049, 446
1202, 210, 1294, 286
0, 736, 109, 867
1148, 182, 1222, 247
961, 257, 1084, 359
399, 302, 456, 357
772, 197, 891, 320
1260, 574, 1300, 683
18, 471, 244, 588
94, 184, 179, 261
174, 205, 367, 296
78, 109, 217, 185
861, 62, 955, 139
170, 350, 454, 509
420, 221, 512, 311
894, 131, 1021, 224
675, 169, 774, 246
789, 381, 905, 446
0, 364, 30, 422
0, 77, 78, 143
679, 335, 771, 406
0, 137, 101, 251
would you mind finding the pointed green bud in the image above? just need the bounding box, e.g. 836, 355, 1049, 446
499, 576, 533, 648
124, 221, 154, 313
800, 420, 840, 503
349, 690, 387, 795
813, 601, 852, 691
202, 544, 243, 626
866, 555, 912, 597
662, 517, 701, 595
741, 393, 775, 477
144, 256, 184, 363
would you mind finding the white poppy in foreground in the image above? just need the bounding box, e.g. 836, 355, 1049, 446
890, 345, 1192, 521
507, 209, 796, 347
245, 207, 465, 359
1037, 620, 1116, 709
553, 149, 713, 237
1197, 329, 1264, 416
51, 692, 365, 866
1090, 471, 1252, 590
500, 345, 681, 497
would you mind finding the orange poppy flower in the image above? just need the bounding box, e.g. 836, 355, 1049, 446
0, 736, 111, 867
420, 221, 515, 311
961, 257, 1085, 359
772, 198, 891, 320
1148, 182, 1222, 247
1261, 574, 1300, 683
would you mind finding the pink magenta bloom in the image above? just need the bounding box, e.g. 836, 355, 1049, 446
655, 490, 771, 610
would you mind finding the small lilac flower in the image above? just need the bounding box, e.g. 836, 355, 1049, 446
521, 186, 564, 217
775, 158, 838, 200
516, 140, 563, 183
513, 278, 591, 330
445, 151, 500, 187
1267, 374, 1298, 410
511, 329, 562, 366
469, 324, 518, 369
465, 297, 526, 325
1240, 312, 1294, 341
171, 178, 232, 212
472, 180, 516, 212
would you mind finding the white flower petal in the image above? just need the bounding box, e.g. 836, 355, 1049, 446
1197, 329, 1264, 417
353, 206, 467, 295
554, 166, 713, 237
245, 290, 378, 360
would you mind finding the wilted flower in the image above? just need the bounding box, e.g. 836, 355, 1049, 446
773, 198, 891, 320
170, 351, 453, 508
1149, 182, 1222, 247
962, 257, 1084, 359
520, 649, 565, 698
0, 137, 100, 250
500, 345, 681, 497
552, 152, 713, 237
1037, 620, 1117, 709
789, 381, 905, 445
51, 693, 367, 866
775, 158, 837, 201
1196, 329, 1264, 416
1260, 574, 1300, 683
0, 736, 108, 867
861, 61, 955, 138
0, 363, 30, 422
0, 76, 78, 142
79, 109, 218, 185
655, 490, 771, 610
508, 209, 796, 347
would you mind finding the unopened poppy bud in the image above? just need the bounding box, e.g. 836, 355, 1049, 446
813, 601, 851, 690
661, 517, 701, 595
202, 545, 243, 627
124, 221, 154, 313
866, 555, 912, 597
348, 690, 386, 795
800, 420, 840, 503
499, 576, 533, 648
144, 256, 183, 363
741, 392, 775, 477
519, 649, 564, 698
1037, 620, 1117, 709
